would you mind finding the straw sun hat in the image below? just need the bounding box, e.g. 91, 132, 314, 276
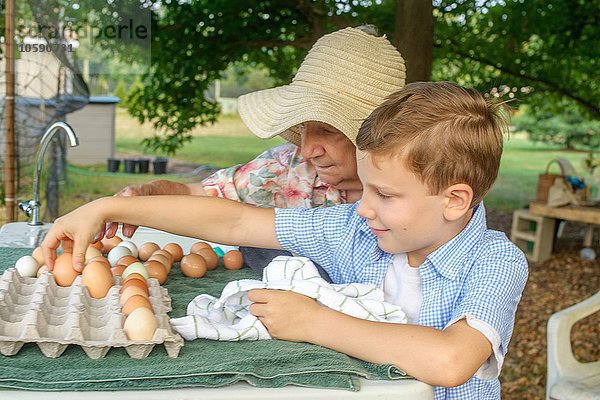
237, 27, 406, 146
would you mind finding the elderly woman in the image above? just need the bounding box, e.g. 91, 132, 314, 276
116, 26, 405, 212
113, 26, 405, 273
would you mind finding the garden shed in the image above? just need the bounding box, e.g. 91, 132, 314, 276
66, 96, 120, 166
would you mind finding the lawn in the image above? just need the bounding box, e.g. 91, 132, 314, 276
486, 133, 590, 210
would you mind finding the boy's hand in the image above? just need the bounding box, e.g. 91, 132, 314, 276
248, 289, 322, 343
109, 184, 148, 238
41, 199, 108, 272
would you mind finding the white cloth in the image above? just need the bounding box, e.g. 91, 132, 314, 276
170, 256, 407, 341
382, 253, 423, 324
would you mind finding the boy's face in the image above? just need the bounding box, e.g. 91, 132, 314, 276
355, 151, 451, 264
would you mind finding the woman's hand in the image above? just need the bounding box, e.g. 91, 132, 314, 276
248, 289, 323, 342
41, 198, 109, 272
110, 181, 201, 237
109, 183, 150, 238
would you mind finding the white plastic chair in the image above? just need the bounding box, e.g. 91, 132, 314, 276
546, 290, 600, 399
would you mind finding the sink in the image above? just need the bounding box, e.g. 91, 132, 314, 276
0, 222, 237, 253
0, 222, 53, 248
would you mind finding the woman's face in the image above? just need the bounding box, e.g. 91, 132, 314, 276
299, 121, 361, 189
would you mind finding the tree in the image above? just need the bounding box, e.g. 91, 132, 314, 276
74, 0, 598, 154
513, 103, 600, 151
433, 0, 600, 119
395, 0, 433, 83
113, 79, 129, 107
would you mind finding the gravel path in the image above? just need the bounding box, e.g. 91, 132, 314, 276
487, 209, 599, 399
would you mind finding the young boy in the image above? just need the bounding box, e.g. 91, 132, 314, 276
42, 82, 528, 399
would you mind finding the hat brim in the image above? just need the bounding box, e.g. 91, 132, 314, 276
238, 83, 376, 147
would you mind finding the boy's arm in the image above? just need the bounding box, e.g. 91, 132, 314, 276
42, 195, 279, 271
311, 306, 491, 387
249, 289, 491, 387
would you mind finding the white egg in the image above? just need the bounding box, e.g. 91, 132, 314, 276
117, 240, 138, 258
124, 307, 157, 340
122, 262, 149, 280
107, 246, 132, 267
15, 255, 40, 277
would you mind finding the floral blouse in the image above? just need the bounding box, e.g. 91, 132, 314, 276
201, 143, 350, 208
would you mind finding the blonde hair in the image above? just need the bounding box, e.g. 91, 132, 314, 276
356, 81, 509, 206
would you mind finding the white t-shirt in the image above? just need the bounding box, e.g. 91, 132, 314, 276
381, 253, 504, 379
382, 253, 422, 324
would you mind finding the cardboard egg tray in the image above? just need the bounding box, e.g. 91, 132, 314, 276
0, 268, 183, 359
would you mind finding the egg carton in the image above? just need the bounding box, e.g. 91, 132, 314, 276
0, 268, 184, 359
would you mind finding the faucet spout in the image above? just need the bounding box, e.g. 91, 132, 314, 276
26, 121, 79, 226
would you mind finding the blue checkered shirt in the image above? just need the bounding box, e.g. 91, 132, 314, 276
275, 202, 528, 399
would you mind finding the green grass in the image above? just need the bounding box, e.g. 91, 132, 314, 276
486, 134, 590, 210
116, 135, 285, 168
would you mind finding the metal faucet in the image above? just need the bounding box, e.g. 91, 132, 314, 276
18, 121, 79, 225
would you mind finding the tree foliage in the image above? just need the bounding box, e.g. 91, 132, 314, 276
6, 1, 598, 154
129, 0, 598, 153
433, 0, 600, 119
513, 103, 600, 151
128, 0, 361, 153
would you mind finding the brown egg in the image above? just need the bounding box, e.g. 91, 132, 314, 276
85, 246, 103, 263
120, 278, 149, 296
111, 265, 127, 277
88, 255, 110, 268
196, 248, 218, 270
223, 250, 244, 270
120, 285, 149, 305
31, 246, 45, 267
145, 261, 168, 284
153, 249, 174, 264
122, 294, 153, 316
163, 243, 183, 262
52, 253, 80, 286
150, 251, 173, 273
116, 255, 139, 268
148, 253, 171, 270
190, 241, 212, 254
82, 261, 114, 298
123, 272, 147, 284
138, 242, 160, 261
180, 254, 208, 278
124, 307, 157, 341
101, 236, 122, 254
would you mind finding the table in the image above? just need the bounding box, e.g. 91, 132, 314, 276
0, 380, 434, 400
0, 224, 434, 399
529, 201, 600, 247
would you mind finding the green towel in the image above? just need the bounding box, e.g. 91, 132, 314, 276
0, 247, 410, 391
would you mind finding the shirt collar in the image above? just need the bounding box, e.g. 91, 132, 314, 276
353, 201, 487, 282
425, 203, 487, 280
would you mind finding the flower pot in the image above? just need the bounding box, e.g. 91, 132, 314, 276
124, 159, 139, 174
107, 158, 121, 173
137, 158, 150, 174
153, 157, 168, 175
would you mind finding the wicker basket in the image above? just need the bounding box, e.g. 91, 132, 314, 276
536, 159, 576, 203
